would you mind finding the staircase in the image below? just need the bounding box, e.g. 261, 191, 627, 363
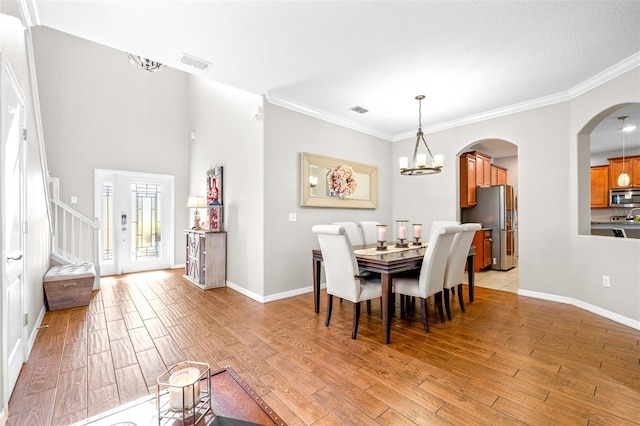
49, 177, 101, 289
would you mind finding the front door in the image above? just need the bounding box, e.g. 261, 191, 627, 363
95, 170, 174, 276
1, 56, 27, 405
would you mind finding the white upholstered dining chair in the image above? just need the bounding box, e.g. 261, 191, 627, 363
312, 225, 382, 339
443, 223, 481, 320
332, 222, 364, 246
358, 221, 380, 245
393, 224, 462, 332
428, 220, 460, 241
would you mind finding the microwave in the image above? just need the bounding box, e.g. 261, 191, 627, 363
609, 189, 640, 208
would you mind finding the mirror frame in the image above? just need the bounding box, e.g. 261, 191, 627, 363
301, 152, 378, 209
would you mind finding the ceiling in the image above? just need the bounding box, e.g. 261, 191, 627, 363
10, 1, 640, 155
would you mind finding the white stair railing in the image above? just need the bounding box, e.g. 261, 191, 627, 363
49, 178, 101, 289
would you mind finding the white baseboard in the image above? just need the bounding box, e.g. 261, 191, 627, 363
28, 306, 46, 355
225, 281, 326, 304
517, 289, 640, 331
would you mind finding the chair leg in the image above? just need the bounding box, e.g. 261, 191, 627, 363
457, 284, 466, 313
420, 297, 430, 332
435, 292, 445, 323
352, 301, 361, 339
443, 288, 452, 321
325, 294, 333, 327
366, 299, 372, 315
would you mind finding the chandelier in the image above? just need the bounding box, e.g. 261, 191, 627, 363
399, 95, 443, 175
127, 53, 165, 72
617, 116, 630, 187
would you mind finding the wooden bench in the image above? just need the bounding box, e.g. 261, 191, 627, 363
43, 263, 95, 311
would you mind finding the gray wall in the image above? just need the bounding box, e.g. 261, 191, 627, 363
391, 68, 640, 324
263, 103, 393, 297
187, 77, 265, 297
32, 26, 190, 266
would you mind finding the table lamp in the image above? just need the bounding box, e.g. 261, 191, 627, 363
187, 196, 207, 230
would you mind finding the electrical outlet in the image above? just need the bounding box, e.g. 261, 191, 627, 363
602, 275, 610, 287
288, 213, 297, 222
493, 257, 497, 265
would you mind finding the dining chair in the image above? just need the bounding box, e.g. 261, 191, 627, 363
443, 223, 482, 320
332, 222, 364, 246
312, 224, 382, 339
358, 221, 380, 245
428, 220, 460, 241
393, 224, 462, 332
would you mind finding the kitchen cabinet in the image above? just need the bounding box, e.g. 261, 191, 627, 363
608, 155, 640, 188
473, 151, 492, 187
491, 164, 508, 186
471, 229, 492, 272
590, 165, 609, 208
460, 153, 477, 208
184, 230, 226, 289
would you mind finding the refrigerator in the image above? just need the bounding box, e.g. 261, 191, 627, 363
461, 185, 517, 271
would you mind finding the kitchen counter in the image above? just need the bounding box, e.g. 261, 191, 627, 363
591, 221, 640, 238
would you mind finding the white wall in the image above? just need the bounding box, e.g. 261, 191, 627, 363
263, 103, 393, 297
187, 77, 265, 296
32, 26, 191, 265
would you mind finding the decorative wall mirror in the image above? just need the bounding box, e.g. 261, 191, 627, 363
301, 152, 378, 209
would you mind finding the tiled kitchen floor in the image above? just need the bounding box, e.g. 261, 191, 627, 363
469, 265, 519, 293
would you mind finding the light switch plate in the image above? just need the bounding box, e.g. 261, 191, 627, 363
70, 196, 78, 204
289, 213, 297, 222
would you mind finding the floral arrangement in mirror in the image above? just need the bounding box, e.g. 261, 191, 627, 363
328, 164, 358, 198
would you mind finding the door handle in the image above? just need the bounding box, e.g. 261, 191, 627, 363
6, 254, 23, 261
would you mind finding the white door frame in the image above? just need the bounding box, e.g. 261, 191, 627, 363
1, 55, 28, 406
95, 169, 175, 276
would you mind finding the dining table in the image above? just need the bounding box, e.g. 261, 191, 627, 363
311, 243, 476, 344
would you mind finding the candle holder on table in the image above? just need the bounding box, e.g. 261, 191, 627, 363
412, 223, 422, 246
376, 224, 388, 251
395, 220, 409, 248
156, 360, 211, 425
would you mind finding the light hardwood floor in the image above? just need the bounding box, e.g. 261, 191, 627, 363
7, 268, 640, 425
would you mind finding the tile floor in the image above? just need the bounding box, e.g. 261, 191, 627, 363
469, 265, 519, 293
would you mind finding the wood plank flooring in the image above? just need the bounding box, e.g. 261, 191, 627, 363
7, 269, 640, 425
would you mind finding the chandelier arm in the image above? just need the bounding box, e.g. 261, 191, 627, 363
418, 132, 436, 162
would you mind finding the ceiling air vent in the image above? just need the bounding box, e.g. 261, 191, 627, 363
179, 53, 212, 71
350, 105, 369, 114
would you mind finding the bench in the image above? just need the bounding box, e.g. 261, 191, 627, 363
43, 263, 96, 311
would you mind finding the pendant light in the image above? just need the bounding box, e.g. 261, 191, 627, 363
617, 116, 630, 187
399, 95, 443, 175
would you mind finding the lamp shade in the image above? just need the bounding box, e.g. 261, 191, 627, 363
187, 196, 207, 208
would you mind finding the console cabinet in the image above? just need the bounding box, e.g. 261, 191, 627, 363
184, 230, 226, 289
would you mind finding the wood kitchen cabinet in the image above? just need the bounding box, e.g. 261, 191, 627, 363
472, 229, 492, 272
184, 230, 226, 289
460, 153, 477, 208
590, 165, 609, 208
609, 155, 640, 188
491, 164, 508, 186
473, 151, 492, 187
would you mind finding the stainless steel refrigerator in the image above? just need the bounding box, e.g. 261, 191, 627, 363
462, 185, 517, 271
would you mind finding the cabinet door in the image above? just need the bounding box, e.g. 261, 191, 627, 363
490, 165, 498, 186
483, 156, 491, 187
632, 157, 640, 187
590, 166, 609, 208
609, 158, 635, 188
497, 167, 507, 185
472, 230, 484, 272
460, 154, 477, 208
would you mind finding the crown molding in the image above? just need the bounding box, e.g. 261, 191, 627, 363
268, 53, 640, 143
264, 92, 394, 141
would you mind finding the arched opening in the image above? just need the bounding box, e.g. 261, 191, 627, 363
457, 139, 519, 293
578, 103, 640, 238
